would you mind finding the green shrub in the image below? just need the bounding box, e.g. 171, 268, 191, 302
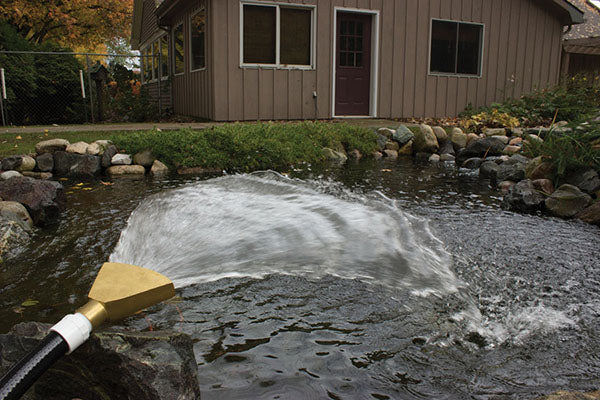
112, 122, 377, 171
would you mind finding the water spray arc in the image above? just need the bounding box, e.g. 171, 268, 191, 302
0, 262, 175, 400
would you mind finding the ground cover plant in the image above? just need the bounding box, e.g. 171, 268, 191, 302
112, 122, 378, 171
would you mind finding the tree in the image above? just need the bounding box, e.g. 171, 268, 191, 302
0, 0, 133, 49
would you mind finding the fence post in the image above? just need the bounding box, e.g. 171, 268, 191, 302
0, 68, 6, 127
86, 55, 95, 123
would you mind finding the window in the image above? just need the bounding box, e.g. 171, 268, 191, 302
429, 19, 483, 76
160, 35, 169, 78
190, 8, 207, 71
141, 35, 169, 83
152, 40, 159, 79
174, 23, 185, 75
242, 3, 314, 67
142, 47, 152, 82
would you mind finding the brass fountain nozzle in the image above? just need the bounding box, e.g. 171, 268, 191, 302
77, 262, 175, 329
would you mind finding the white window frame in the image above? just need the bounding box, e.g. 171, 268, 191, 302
239, 1, 316, 70
428, 18, 485, 78
189, 7, 207, 72
173, 22, 185, 76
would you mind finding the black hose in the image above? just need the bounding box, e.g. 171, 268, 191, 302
0, 331, 68, 400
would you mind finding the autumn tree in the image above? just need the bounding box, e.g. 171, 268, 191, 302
0, 0, 133, 50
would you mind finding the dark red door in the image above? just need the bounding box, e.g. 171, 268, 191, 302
335, 12, 372, 116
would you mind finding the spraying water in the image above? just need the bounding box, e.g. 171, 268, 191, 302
110, 171, 458, 295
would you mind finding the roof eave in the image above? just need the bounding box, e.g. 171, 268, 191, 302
553, 0, 585, 25
130, 0, 144, 50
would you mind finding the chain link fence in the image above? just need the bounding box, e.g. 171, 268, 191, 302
0, 51, 167, 127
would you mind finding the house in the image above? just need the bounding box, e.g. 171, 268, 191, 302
561, 0, 600, 79
131, 0, 584, 121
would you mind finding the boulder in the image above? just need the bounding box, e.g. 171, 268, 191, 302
377, 127, 395, 138
466, 133, 480, 146
564, 169, 600, 195
413, 124, 439, 154
22, 172, 53, 180
348, 149, 362, 160
507, 154, 530, 165
321, 148, 347, 163
0, 171, 22, 180
526, 134, 544, 144
17, 156, 36, 172
66, 141, 89, 155
0, 215, 31, 263
532, 179, 555, 195
101, 145, 119, 168
462, 157, 483, 169
383, 149, 398, 159
372, 151, 383, 159
502, 179, 545, 213
479, 161, 499, 180
398, 140, 413, 156
526, 156, 549, 180
494, 162, 526, 184
112, 154, 133, 165
498, 180, 516, 195
493, 136, 509, 145
439, 140, 455, 156
385, 141, 400, 151
2, 156, 22, 171
0, 177, 65, 226
484, 127, 507, 137
440, 154, 455, 162
0, 322, 201, 400
450, 128, 468, 149
510, 127, 523, 137
509, 137, 523, 146
35, 153, 54, 172
457, 137, 506, 162
536, 390, 600, 400
35, 139, 69, 154
107, 165, 147, 176
376, 133, 388, 152
150, 160, 169, 176
545, 184, 592, 219
86, 142, 101, 156
53, 152, 102, 178
392, 125, 415, 147
428, 154, 440, 162
0, 201, 34, 229
577, 202, 600, 225
432, 126, 448, 143
133, 150, 156, 167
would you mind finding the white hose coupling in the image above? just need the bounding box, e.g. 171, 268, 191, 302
50, 313, 93, 354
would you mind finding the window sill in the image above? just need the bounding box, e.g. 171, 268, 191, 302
429, 71, 482, 79
190, 67, 207, 73
240, 64, 315, 71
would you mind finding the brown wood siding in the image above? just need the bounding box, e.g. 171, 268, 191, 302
208, 0, 565, 121
171, 0, 213, 120
140, 0, 159, 45
142, 81, 173, 111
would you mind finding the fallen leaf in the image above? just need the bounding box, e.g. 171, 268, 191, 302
82, 187, 92, 191
99, 181, 113, 186
15, 136, 22, 140
21, 299, 39, 307
13, 306, 25, 314
75, 183, 84, 186
381, 169, 392, 172
66, 191, 74, 194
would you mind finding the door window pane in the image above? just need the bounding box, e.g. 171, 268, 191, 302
430, 20, 457, 74
243, 5, 276, 64
280, 8, 311, 65
457, 23, 481, 74
174, 24, 184, 74
191, 8, 206, 70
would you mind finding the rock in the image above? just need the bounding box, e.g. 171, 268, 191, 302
53, 152, 102, 178
462, 157, 483, 169
348, 149, 362, 160
507, 154, 530, 165
495, 162, 526, 184
577, 202, 600, 225
564, 169, 600, 195
393, 125, 415, 147
87, 140, 111, 156
555, 121, 569, 128
451, 128, 468, 149
536, 390, 600, 400
503, 145, 521, 154
498, 180, 516, 195
133, 150, 156, 167
509, 137, 523, 146
107, 165, 147, 176
525, 156, 554, 181
0, 177, 65, 226
432, 126, 448, 143
466, 133, 480, 146
35, 139, 69, 154
22, 172, 53, 180
493, 136, 509, 145
525, 156, 543, 178
383, 149, 398, 159
0, 322, 201, 400
101, 145, 119, 168
497, 155, 510, 164
479, 161, 500, 180
398, 140, 413, 156
439, 140, 455, 156
322, 148, 347, 163
429, 154, 440, 162
376, 133, 388, 151
372, 151, 383, 159
385, 141, 400, 151
510, 127, 523, 137
457, 137, 506, 162
377, 127, 395, 138
526, 134, 544, 144
532, 179, 555, 195
0, 215, 31, 263
484, 127, 507, 137
86, 142, 101, 155
0, 171, 22, 180
413, 124, 439, 154
150, 160, 169, 176
545, 184, 592, 219
502, 179, 545, 213
176, 166, 223, 175
17, 156, 35, 172
66, 141, 89, 155
2, 156, 22, 171
440, 154, 455, 162
0, 201, 33, 230
35, 153, 54, 172
111, 154, 133, 165
415, 152, 432, 161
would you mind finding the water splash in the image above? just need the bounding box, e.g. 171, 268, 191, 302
110, 172, 458, 294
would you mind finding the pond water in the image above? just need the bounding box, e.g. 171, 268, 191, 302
1, 159, 599, 399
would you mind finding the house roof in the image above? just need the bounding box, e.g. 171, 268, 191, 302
564, 0, 600, 39
131, 0, 144, 50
